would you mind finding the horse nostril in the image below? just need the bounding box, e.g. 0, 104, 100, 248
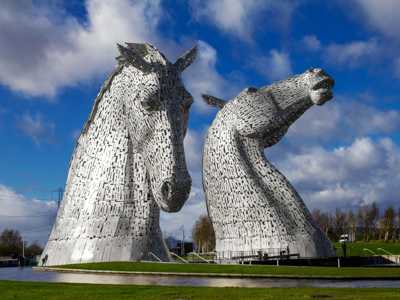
161, 181, 172, 200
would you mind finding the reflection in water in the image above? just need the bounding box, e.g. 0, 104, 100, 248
0, 267, 399, 288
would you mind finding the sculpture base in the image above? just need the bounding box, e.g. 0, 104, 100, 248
40, 236, 171, 266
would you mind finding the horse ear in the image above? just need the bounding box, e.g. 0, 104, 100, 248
174, 45, 197, 72
116, 43, 153, 73
202, 94, 227, 109
125, 43, 149, 57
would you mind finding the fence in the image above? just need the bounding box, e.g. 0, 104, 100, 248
214, 248, 300, 264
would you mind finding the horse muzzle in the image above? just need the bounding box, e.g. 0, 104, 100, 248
157, 176, 192, 212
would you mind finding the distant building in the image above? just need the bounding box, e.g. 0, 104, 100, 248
0, 257, 18, 267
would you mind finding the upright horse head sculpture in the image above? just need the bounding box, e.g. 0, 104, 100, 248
203, 68, 336, 261
41, 43, 196, 266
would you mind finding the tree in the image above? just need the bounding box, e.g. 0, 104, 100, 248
382, 206, 395, 241
397, 208, 400, 240
333, 209, 347, 240
0, 229, 23, 257
192, 214, 215, 253
25, 242, 43, 257
368, 202, 380, 240
357, 205, 371, 241
347, 210, 357, 242
311, 209, 331, 236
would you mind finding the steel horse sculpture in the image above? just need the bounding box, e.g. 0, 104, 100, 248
41, 43, 196, 266
203, 68, 336, 262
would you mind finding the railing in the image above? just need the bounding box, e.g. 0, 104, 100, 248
377, 248, 393, 255
214, 248, 299, 263
363, 248, 377, 255
188, 252, 212, 263
148, 252, 163, 262
169, 252, 189, 263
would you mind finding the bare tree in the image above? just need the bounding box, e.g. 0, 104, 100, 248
357, 206, 370, 241
192, 214, 215, 253
369, 202, 380, 240
313, 205, 399, 243
333, 209, 347, 240
347, 210, 357, 242
312, 209, 332, 238
382, 206, 395, 241
397, 208, 400, 240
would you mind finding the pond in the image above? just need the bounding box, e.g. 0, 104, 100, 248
0, 267, 399, 288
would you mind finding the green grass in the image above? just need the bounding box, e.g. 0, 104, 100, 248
58, 261, 400, 278
334, 241, 400, 257
2, 281, 400, 300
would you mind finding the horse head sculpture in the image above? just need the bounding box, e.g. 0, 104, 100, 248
41, 43, 196, 265
114, 43, 195, 212
203, 68, 336, 260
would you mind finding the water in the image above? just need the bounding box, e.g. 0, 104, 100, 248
0, 267, 399, 288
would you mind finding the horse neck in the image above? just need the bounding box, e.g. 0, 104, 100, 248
205, 113, 315, 235
238, 135, 317, 233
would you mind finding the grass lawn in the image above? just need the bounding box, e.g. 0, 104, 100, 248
58, 261, 400, 278
334, 241, 400, 256
2, 281, 400, 300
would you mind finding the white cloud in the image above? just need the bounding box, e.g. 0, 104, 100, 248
0, 184, 57, 244
0, 1, 232, 117
16, 112, 55, 145
0, 0, 162, 97
286, 98, 400, 145
274, 137, 400, 211
183, 41, 234, 113
183, 129, 204, 174
253, 49, 292, 81
351, 0, 400, 39
302, 35, 322, 51
334, 1, 400, 76
190, 0, 297, 41
324, 39, 380, 67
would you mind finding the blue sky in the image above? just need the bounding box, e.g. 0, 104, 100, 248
1, 0, 400, 244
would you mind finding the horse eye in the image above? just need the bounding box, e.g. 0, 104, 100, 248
141, 94, 160, 111
180, 104, 188, 113
182, 91, 193, 108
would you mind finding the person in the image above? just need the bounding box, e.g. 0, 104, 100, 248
341, 242, 347, 258
41, 254, 48, 266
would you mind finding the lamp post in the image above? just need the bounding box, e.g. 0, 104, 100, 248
180, 226, 185, 256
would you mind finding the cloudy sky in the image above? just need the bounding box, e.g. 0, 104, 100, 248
1, 0, 400, 244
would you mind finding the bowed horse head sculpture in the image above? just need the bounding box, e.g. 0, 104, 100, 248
203, 68, 335, 260
41, 43, 196, 265
203, 67, 334, 148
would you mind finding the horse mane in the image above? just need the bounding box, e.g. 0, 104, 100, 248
81, 65, 124, 135
80, 43, 167, 137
